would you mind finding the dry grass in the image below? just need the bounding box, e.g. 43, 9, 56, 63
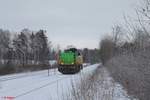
63, 66, 131, 100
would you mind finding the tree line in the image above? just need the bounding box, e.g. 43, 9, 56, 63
82, 48, 100, 64
0, 29, 55, 74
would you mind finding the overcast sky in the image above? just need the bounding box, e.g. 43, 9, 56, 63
0, 0, 138, 49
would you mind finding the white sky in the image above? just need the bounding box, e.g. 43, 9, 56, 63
0, 0, 138, 49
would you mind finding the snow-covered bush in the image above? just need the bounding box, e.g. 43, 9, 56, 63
106, 50, 150, 100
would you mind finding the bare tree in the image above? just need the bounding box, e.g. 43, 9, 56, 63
0, 29, 10, 64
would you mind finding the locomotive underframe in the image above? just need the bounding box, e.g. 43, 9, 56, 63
58, 64, 83, 74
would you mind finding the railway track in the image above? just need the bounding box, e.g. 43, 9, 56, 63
0, 69, 69, 99
0, 64, 88, 82
14, 76, 69, 99
0, 74, 62, 94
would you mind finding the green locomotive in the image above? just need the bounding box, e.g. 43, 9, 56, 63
58, 48, 83, 74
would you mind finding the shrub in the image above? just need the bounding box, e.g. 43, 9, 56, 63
0, 61, 16, 75
106, 50, 150, 100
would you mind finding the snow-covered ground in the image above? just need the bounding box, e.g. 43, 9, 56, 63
0, 64, 131, 100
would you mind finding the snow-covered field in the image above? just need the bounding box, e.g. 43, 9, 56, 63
0, 64, 131, 100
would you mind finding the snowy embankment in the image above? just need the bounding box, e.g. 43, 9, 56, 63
0, 64, 131, 100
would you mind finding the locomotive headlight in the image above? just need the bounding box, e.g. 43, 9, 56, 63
61, 62, 64, 65
72, 62, 74, 64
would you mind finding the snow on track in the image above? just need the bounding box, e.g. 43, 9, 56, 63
0, 64, 99, 100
